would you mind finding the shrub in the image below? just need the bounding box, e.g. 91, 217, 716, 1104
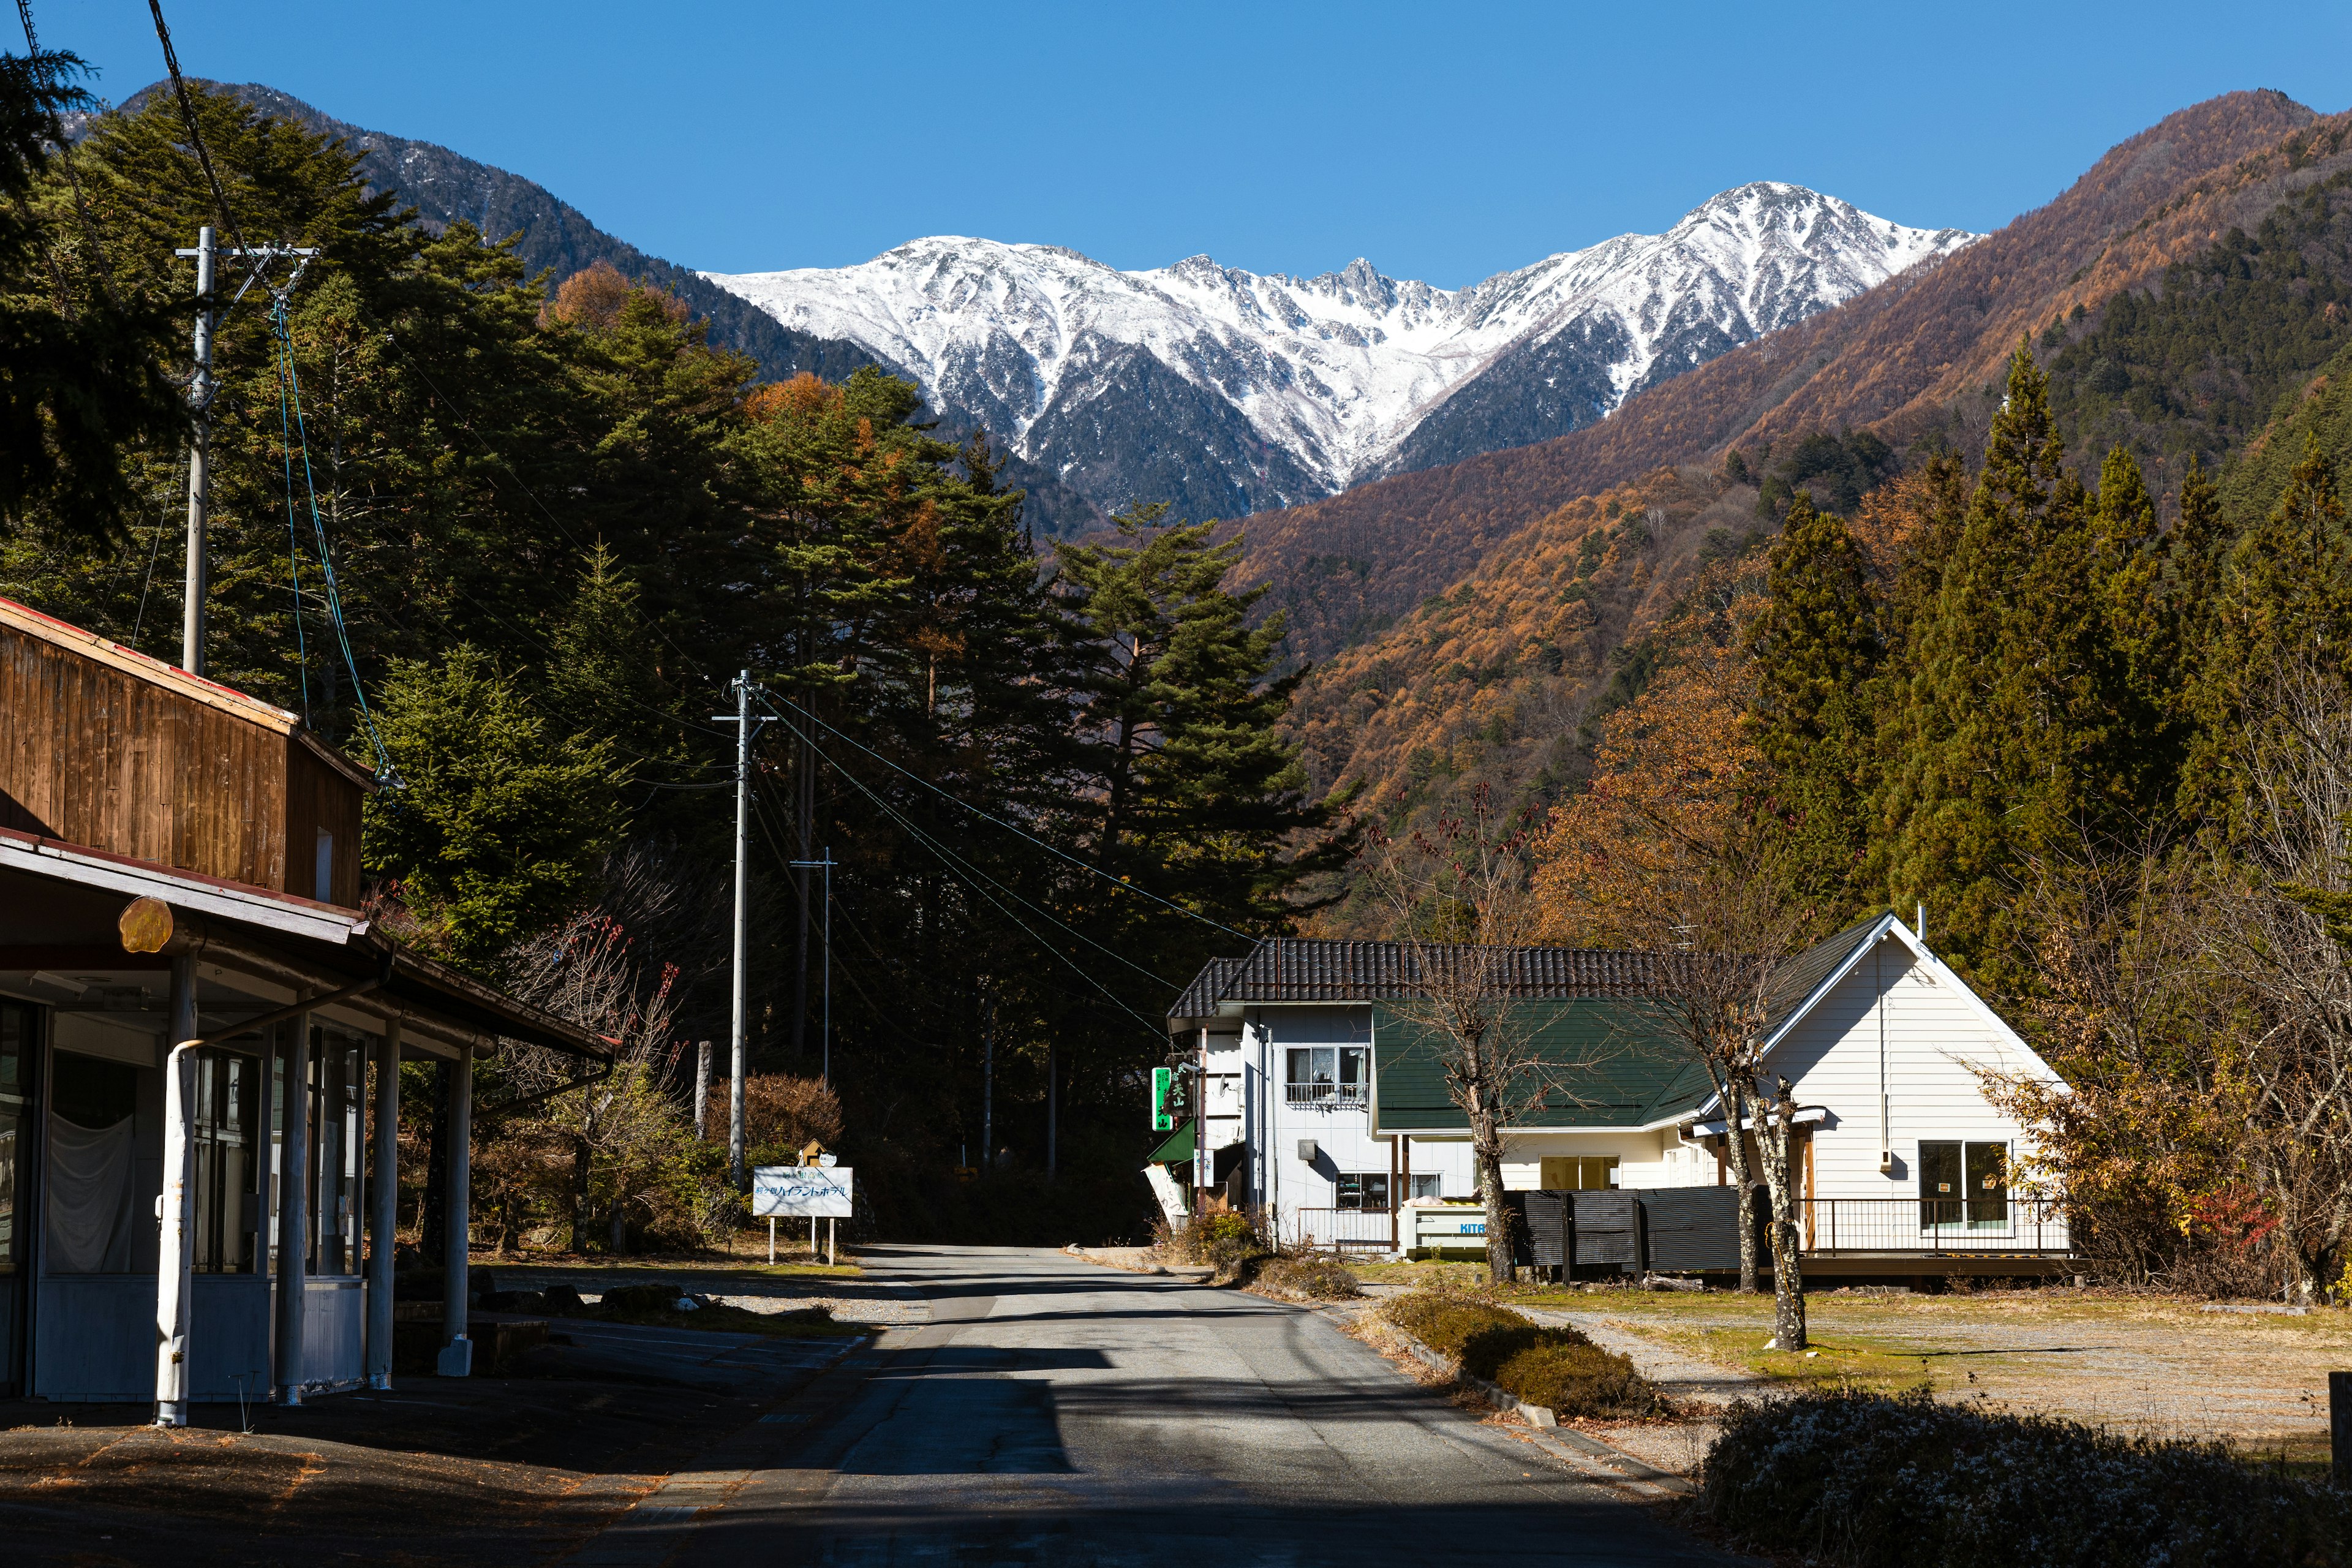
1163, 1210, 1273, 1275
1700, 1388, 2352, 1568
1254, 1255, 1363, 1300
1382, 1291, 1659, 1418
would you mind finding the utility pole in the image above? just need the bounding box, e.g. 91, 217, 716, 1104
980, 986, 993, 1174
715, 671, 761, 1190
178, 225, 214, 674
790, 850, 835, 1085
171, 233, 318, 677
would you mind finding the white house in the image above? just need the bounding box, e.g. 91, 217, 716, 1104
1155, 916, 2073, 1275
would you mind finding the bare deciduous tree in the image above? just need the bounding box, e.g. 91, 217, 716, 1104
1365, 786, 1587, 1284
2195, 657, 2352, 1302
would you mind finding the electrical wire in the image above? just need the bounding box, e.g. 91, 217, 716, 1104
772, 701, 1252, 941
786, 741, 1170, 1038
270, 298, 391, 778
273, 315, 312, 724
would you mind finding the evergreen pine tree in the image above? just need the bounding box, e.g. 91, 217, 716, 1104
2182, 437, 2352, 831
1879, 347, 2164, 989
1746, 492, 1880, 918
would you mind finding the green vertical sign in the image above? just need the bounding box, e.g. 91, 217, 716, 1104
1151, 1066, 1173, 1131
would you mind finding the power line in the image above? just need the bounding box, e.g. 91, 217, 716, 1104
775, 702, 1251, 941
788, 741, 1169, 1039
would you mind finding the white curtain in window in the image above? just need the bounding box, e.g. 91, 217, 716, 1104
47, 1115, 136, 1273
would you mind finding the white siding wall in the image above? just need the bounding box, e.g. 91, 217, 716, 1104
1238, 1007, 1474, 1233
1767, 933, 2053, 1200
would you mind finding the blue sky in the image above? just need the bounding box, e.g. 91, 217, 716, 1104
28, 1, 2352, 287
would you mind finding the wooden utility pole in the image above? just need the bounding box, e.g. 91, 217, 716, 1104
177, 225, 213, 674
172, 232, 316, 677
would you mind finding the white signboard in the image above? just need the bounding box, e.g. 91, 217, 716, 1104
752, 1164, 853, 1218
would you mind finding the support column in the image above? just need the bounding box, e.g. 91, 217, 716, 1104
273, 1009, 313, 1403
439, 1042, 473, 1376
153, 953, 200, 1427
366, 1019, 401, 1390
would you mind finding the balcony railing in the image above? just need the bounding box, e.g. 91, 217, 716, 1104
1284, 1081, 1367, 1107
1803, 1196, 2071, 1255
1289, 1205, 1396, 1251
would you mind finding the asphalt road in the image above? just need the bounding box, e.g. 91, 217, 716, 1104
665, 1244, 1733, 1567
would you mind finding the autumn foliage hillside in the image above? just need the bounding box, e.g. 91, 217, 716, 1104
1286, 464, 1761, 925
1243, 91, 2352, 667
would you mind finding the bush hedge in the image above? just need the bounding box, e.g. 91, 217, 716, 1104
1383, 1291, 1660, 1418
1701, 1388, 2351, 1568
1253, 1255, 1363, 1299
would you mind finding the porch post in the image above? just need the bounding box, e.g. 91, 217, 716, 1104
153, 953, 200, 1428
439, 1042, 472, 1376
273, 1007, 313, 1403
365, 1019, 401, 1389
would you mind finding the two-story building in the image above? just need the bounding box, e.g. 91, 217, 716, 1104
1158, 918, 2073, 1275
0, 595, 604, 1415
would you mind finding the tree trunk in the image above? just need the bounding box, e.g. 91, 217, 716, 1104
571, 1134, 594, 1254
1754, 1080, 1808, 1350
609, 1197, 627, 1256
1717, 1079, 1761, 1294
1472, 1114, 1515, 1284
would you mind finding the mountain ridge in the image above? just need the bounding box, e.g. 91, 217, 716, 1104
1234, 90, 2351, 666
705, 185, 1972, 523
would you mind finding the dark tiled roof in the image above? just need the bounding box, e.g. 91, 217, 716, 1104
1166, 938, 1659, 1019
1764, 915, 1892, 1038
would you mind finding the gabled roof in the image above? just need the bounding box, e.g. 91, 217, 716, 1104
1166, 938, 1657, 1020
1371, 1001, 1714, 1133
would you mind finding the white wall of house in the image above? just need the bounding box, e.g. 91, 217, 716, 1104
1499, 1129, 1717, 1191
1233, 1006, 1472, 1234
1766, 929, 2053, 1203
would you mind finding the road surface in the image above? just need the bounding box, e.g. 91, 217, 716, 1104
644, 1244, 1733, 1567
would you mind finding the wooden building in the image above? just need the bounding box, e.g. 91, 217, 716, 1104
0, 595, 366, 907
0, 595, 603, 1413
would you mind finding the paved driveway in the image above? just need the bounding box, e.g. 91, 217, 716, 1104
593, 1244, 1733, 1567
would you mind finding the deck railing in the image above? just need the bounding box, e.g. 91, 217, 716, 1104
1803, 1196, 2071, 1255
1290, 1206, 1397, 1251
1283, 1082, 1368, 1107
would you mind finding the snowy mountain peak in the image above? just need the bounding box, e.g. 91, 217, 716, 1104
705, 186, 1975, 521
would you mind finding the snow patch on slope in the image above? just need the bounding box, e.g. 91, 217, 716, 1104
706, 183, 1973, 496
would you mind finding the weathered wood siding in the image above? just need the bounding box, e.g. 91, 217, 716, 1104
0, 617, 363, 907
284, 737, 362, 906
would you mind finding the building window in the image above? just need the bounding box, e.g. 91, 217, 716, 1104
1407, 1173, 1442, 1201
1539, 1155, 1619, 1191
1918, 1140, 2008, 1227
1285, 1046, 1369, 1106
192, 1048, 260, 1274
1336, 1172, 1390, 1211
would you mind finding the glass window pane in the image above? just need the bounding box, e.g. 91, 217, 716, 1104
1286, 1049, 1313, 1085
1918, 1141, 1962, 1227
1310, 1048, 1335, 1085
1965, 1141, 2008, 1226
1339, 1047, 1367, 1087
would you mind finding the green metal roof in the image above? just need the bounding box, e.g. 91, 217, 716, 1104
1147, 1119, 1196, 1164
1372, 1002, 1719, 1133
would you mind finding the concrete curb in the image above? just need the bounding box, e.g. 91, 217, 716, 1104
1371, 1317, 1698, 1496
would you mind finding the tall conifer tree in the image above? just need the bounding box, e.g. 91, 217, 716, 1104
2182, 437, 2352, 831
1879, 349, 2166, 987
1746, 492, 1880, 919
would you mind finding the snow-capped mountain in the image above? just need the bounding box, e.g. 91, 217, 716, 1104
706, 183, 1973, 524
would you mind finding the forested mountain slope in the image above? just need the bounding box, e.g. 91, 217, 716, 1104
94, 81, 1116, 532
1242, 91, 2350, 665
